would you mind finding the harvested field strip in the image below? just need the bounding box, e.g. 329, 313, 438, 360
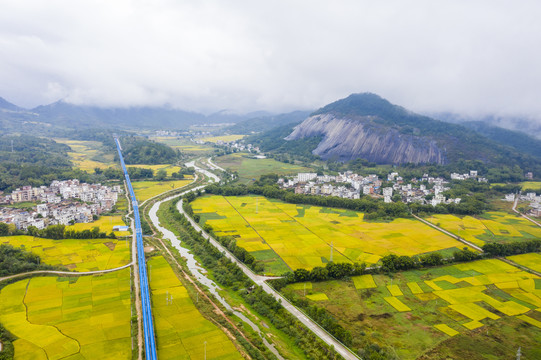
387, 284, 403, 296
148, 256, 242, 360
384, 297, 411, 312
434, 324, 459, 336
352, 275, 377, 289
407, 282, 424, 294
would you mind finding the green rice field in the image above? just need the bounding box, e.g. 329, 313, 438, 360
425, 211, 541, 247
283, 258, 541, 359
148, 256, 242, 359
191, 195, 473, 273
1, 235, 131, 271
0, 269, 132, 359
214, 153, 313, 184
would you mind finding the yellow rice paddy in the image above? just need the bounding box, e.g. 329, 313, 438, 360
192, 195, 472, 270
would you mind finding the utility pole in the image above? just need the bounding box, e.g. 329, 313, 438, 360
330, 241, 334, 262
516, 346, 521, 360
11, 140, 14, 153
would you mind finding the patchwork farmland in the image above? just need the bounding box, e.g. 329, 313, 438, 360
0, 269, 132, 359
1, 235, 131, 272
283, 259, 541, 359
191, 195, 474, 274
149, 256, 242, 359
424, 211, 541, 247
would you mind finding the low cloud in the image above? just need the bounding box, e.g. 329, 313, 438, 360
0, 0, 540, 122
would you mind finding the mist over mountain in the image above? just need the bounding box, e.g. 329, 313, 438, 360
0, 98, 277, 131
0, 97, 22, 112
430, 112, 541, 140
250, 93, 541, 169
225, 110, 312, 135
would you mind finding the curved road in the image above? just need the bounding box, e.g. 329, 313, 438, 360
0, 262, 133, 283
513, 196, 541, 227
180, 161, 360, 360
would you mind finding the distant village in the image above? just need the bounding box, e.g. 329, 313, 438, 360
278, 170, 489, 206
197, 138, 262, 155
505, 192, 541, 217
0, 179, 122, 230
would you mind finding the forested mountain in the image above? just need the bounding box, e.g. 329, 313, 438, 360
459, 121, 541, 159
250, 93, 541, 178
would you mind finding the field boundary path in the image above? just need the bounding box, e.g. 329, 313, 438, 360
512, 196, 541, 227
0, 262, 133, 283
412, 214, 483, 252
177, 162, 361, 360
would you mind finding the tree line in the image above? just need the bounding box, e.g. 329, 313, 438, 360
0, 222, 116, 239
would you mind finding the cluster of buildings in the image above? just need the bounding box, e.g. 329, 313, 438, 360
0, 180, 122, 230
450, 170, 488, 182
278, 172, 379, 200
505, 192, 541, 217
278, 171, 466, 206
387, 172, 461, 206
195, 137, 262, 154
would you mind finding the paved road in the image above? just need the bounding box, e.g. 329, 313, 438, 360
412, 214, 483, 252
0, 262, 133, 283
180, 162, 360, 360
206, 157, 226, 172
512, 196, 541, 227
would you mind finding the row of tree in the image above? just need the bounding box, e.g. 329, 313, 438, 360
482, 239, 541, 256
0, 222, 116, 239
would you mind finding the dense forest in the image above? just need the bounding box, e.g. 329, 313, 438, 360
0, 135, 95, 191
0, 244, 56, 276
116, 136, 180, 165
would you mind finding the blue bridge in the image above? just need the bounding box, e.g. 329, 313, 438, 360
115, 136, 157, 360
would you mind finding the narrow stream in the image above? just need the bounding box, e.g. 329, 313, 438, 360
148, 181, 283, 359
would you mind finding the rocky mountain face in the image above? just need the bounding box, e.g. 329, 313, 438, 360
285, 113, 446, 164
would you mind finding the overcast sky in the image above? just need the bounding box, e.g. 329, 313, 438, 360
1, 0, 540, 120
